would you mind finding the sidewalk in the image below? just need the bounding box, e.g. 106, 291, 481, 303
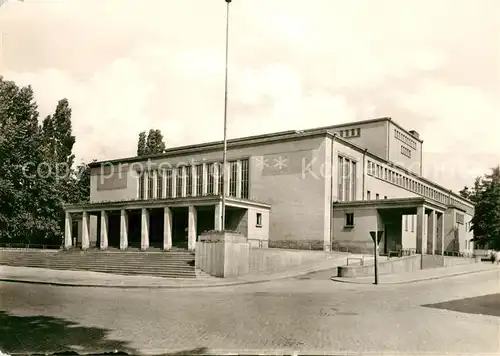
331, 262, 500, 285
0, 258, 345, 289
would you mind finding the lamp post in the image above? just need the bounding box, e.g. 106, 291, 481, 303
221, 0, 231, 231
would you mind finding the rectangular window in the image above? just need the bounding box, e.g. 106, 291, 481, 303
345, 213, 354, 227
351, 161, 356, 200
344, 158, 351, 201
218, 162, 224, 195
195, 164, 203, 196
376, 193, 380, 200
138, 171, 145, 199
411, 215, 415, 232
165, 169, 173, 198
147, 171, 154, 199
456, 213, 464, 224
229, 161, 237, 197
405, 215, 408, 231
185, 165, 193, 197
156, 169, 163, 199
256, 212, 262, 227
401, 145, 411, 158
176, 167, 183, 198
367, 190, 371, 200
207, 163, 215, 195
337, 156, 344, 201
241, 159, 249, 199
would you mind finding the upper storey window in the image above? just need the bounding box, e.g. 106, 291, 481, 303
338, 128, 361, 138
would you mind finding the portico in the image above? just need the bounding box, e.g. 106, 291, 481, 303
64, 196, 270, 252
332, 197, 446, 255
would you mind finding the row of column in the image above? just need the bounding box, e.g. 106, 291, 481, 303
415, 206, 445, 255
141, 161, 244, 200
64, 204, 218, 251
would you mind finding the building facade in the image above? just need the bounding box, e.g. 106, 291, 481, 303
64, 117, 474, 255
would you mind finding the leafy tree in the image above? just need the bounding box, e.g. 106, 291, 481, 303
39, 98, 76, 204
137, 129, 166, 156
466, 166, 500, 249
137, 131, 146, 156
0, 77, 62, 244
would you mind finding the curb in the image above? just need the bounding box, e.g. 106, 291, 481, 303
330, 266, 497, 285
0, 264, 342, 289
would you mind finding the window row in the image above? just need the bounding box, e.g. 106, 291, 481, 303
138, 159, 249, 200
338, 127, 361, 138
401, 145, 411, 158
394, 129, 417, 150
367, 160, 457, 206
337, 155, 357, 201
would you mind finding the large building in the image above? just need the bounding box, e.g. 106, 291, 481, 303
64, 117, 474, 255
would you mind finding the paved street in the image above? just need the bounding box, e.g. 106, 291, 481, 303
1, 268, 500, 355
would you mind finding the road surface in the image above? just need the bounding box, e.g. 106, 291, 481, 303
1, 268, 499, 354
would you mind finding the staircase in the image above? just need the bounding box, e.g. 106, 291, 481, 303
0, 249, 196, 279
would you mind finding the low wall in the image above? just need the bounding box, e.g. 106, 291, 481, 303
338, 255, 421, 278
195, 231, 250, 278
339, 254, 479, 278
248, 248, 344, 273
268, 240, 325, 251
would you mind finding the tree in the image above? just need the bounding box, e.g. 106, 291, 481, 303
137, 129, 166, 156
39, 99, 76, 204
0, 77, 62, 244
137, 131, 146, 156
467, 166, 500, 249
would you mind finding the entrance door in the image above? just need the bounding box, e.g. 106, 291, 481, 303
171, 207, 189, 249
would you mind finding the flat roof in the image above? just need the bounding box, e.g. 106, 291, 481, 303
333, 197, 447, 211
64, 196, 271, 213
86, 117, 471, 208
89, 117, 419, 168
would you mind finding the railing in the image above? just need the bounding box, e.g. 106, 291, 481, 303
0, 243, 61, 250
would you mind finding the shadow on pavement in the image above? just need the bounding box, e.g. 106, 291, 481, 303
0, 310, 138, 355
423, 293, 500, 317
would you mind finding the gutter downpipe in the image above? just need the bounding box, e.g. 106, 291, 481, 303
329, 133, 337, 252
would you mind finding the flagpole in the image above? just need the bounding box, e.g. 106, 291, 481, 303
221, 0, 231, 231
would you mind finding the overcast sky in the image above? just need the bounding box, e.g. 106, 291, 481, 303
0, 0, 499, 192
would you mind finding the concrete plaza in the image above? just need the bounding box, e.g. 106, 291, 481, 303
1, 266, 500, 355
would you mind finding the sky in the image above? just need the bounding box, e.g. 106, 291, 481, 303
0, 0, 499, 192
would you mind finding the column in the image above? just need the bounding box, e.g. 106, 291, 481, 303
163, 207, 172, 250
64, 211, 72, 249
236, 160, 242, 198
82, 211, 90, 250
437, 212, 445, 255
188, 205, 197, 251
428, 210, 436, 255
120, 209, 128, 250
416, 205, 425, 254
141, 208, 150, 250
214, 201, 223, 231
100, 210, 108, 250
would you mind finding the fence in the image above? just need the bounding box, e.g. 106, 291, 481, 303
0, 243, 61, 250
